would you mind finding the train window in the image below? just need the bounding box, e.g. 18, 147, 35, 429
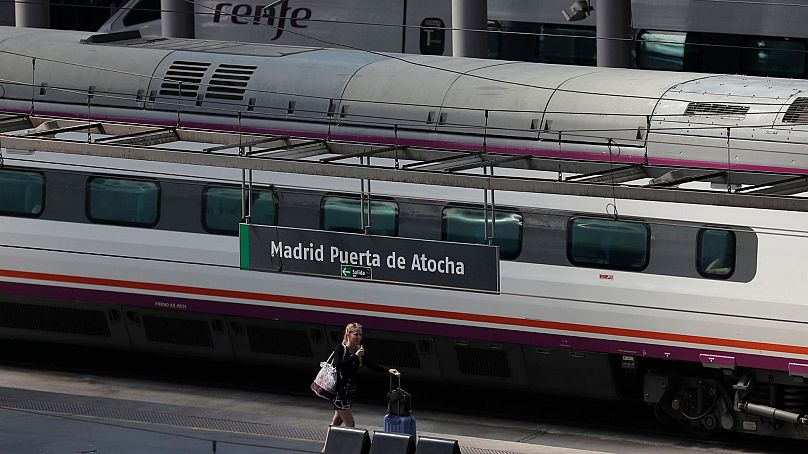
568, 218, 649, 271
488, 21, 502, 59
122, 0, 160, 27
87, 177, 159, 227
741, 37, 806, 78
637, 30, 702, 71
0, 169, 44, 217
203, 187, 277, 235
321, 196, 398, 236
441, 207, 523, 260
697, 229, 735, 279
537, 24, 596, 66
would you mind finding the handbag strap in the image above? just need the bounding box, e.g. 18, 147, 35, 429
325, 351, 335, 364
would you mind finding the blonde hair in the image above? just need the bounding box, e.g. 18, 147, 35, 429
342, 322, 363, 345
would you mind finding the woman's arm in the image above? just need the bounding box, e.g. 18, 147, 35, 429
333, 344, 358, 372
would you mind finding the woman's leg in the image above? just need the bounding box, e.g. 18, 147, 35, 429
336, 409, 355, 427
330, 410, 343, 426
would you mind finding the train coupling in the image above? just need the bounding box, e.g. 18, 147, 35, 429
735, 401, 808, 426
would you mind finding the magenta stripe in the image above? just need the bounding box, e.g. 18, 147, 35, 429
0, 279, 798, 374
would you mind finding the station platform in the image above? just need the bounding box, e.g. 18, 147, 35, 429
0, 365, 607, 454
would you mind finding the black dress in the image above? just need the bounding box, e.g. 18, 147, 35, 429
331, 343, 387, 410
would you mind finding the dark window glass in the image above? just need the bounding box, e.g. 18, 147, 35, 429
741, 37, 805, 78
487, 21, 502, 59
322, 197, 398, 236
537, 24, 596, 66
87, 177, 159, 227
442, 207, 522, 260
569, 218, 649, 271
637, 30, 702, 71
697, 229, 735, 278
0, 169, 44, 217
122, 0, 161, 26
204, 187, 277, 235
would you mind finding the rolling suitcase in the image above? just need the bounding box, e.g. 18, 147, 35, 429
383, 373, 416, 437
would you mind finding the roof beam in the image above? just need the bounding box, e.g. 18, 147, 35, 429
740, 176, 808, 196
566, 164, 647, 184
95, 128, 178, 147
6, 133, 808, 212
202, 136, 288, 153
320, 145, 407, 163
647, 169, 725, 187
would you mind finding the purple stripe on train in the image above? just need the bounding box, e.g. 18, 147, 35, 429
0, 279, 802, 374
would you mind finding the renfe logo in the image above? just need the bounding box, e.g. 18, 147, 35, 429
212, 0, 312, 40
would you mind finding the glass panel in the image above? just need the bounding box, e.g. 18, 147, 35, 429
88, 177, 159, 227
698, 229, 735, 278
638, 30, 684, 70
487, 21, 502, 59
742, 37, 805, 78
442, 207, 522, 260
537, 24, 596, 66
123, 0, 161, 26
204, 187, 277, 235
322, 197, 397, 236
0, 169, 44, 217
569, 218, 649, 270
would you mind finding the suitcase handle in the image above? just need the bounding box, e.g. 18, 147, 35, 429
389, 371, 401, 391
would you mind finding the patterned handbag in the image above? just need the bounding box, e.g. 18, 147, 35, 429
310, 351, 338, 399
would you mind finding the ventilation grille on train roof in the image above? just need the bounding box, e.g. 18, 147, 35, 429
159, 61, 211, 98
205, 64, 257, 101
783, 97, 808, 123
684, 102, 749, 117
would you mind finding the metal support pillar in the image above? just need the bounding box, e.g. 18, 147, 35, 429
596, 0, 632, 68
15, 0, 49, 28
161, 0, 194, 38
451, 0, 487, 58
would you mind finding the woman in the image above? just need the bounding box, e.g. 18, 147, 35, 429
329, 322, 399, 427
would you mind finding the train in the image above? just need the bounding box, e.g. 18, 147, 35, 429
1, 25, 808, 440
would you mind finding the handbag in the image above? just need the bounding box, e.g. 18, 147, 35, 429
310, 351, 338, 400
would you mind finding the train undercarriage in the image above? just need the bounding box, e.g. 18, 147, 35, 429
643, 367, 808, 439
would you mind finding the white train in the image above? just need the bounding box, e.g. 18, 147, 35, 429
1, 26, 808, 440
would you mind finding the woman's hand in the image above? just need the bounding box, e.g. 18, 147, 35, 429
356, 345, 364, 363
389, 369, 400, 375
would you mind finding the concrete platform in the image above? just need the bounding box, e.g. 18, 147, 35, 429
0, 364, 779, 453
0, 365, 606, 454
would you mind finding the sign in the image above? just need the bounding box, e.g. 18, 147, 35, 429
420, 18, 446, 55
341, 265, 372, 279
240, 224, 499, 292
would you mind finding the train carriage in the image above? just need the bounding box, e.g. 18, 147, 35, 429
1, 27, 808, 440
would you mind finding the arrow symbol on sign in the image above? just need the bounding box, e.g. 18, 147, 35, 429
341, 266, 351, 277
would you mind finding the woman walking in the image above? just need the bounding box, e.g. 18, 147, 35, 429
329, 322, 399, 427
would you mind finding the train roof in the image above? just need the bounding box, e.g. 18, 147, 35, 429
3, 26, 808, 144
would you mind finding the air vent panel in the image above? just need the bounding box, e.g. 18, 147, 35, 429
142, 315, 213, 347
362, 339, 421, 369
684, 102, 749, 117
455, 345, 510, 377
159, 61, 210, 98
246, 326, 313, 357
206, 64, 257, 101
0, 302, 110, 337
783, 97, 808, 123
